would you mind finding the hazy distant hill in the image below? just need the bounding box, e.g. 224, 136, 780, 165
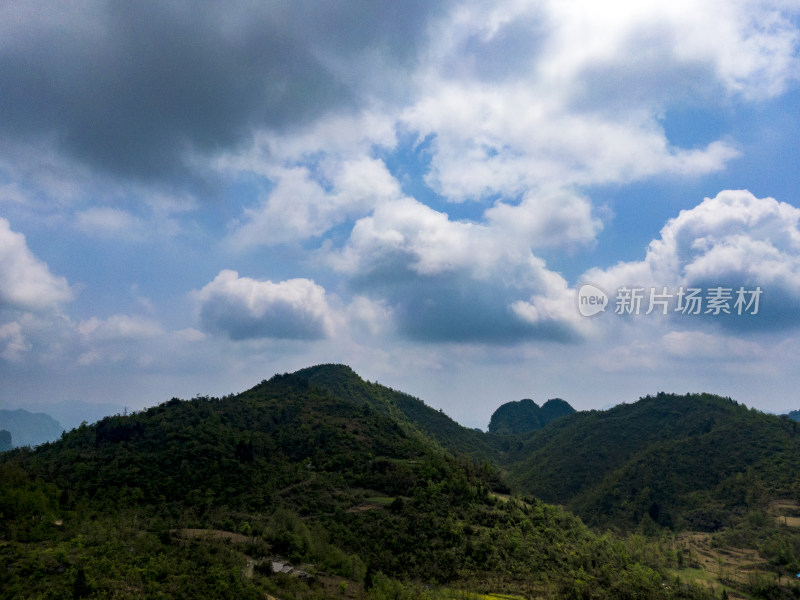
0, 366, 702, 599
25, 399, 125, 431
507, 392, 800, 532
785, 409, 800, 421
0, 408, 63, 447
0, 429, 11, 452
488, 397, 575, 434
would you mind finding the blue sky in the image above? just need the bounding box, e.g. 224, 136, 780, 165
1, 0, 800, 429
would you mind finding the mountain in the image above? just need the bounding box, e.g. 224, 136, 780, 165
539, 397, 575, 424
22, 399, 125, 431
488, 397, 575, 434
292, 364, 505, 465
0, 429, 11, 452
506, 392, 800, 533
0, 367, 707, 600
0, 408, 63, 447
784, 409, 800, 422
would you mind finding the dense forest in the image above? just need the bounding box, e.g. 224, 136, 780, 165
2, 365, 799, 599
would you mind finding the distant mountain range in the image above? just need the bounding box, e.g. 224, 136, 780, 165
0, 400, 129, 449
784, 409, 800, 421
0, 409, 63, 447
7, 399, 125, 431
0, 429, 11, 452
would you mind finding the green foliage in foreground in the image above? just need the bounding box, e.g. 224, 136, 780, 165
1, 370, 715, 599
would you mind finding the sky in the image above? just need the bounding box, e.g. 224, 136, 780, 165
1, 0, 800, 430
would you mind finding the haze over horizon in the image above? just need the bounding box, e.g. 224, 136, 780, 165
1, 1, 800, 429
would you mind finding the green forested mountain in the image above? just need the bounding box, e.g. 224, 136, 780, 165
293, 364, 504, 465
0, 368, 715, 600
487, 397, 575, 434
539, 398, 575, 425
506, 393, 800, 533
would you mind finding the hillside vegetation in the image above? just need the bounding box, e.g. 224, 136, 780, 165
502, 392, 800, 598
506, 393, 800, 532
292, 364, 504, 465
0, 367, 716, 599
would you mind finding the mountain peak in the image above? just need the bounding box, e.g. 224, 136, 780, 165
488, 397, 575, 435
292, 363, 361, 380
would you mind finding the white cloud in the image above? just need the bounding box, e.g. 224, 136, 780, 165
243, 111, 398, 167
389, 0, 793, 250
230, 157, 403, 247
211, 0, 798, 259
75, 207, 145, 239
0, 321, 30, 361
485, 188, 602, 248
541, 0, 799, 101
590, 339, 662, 372
206, 0, 797, 264
406, 86, 738, 204
175, 328, 206, 342
0, 1, 799, 422
330, 197, 588, 342
332, 197, 482, 276
195, 270, 336, 340
587, 190, 800, 286
0, 183, 27, 205
77, 315, 163, 342
0, 217, 73, 312
661, 330, 763, 360
584, 190, 800, 330
77, 350, 102, 367
346, 296, 393, 336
